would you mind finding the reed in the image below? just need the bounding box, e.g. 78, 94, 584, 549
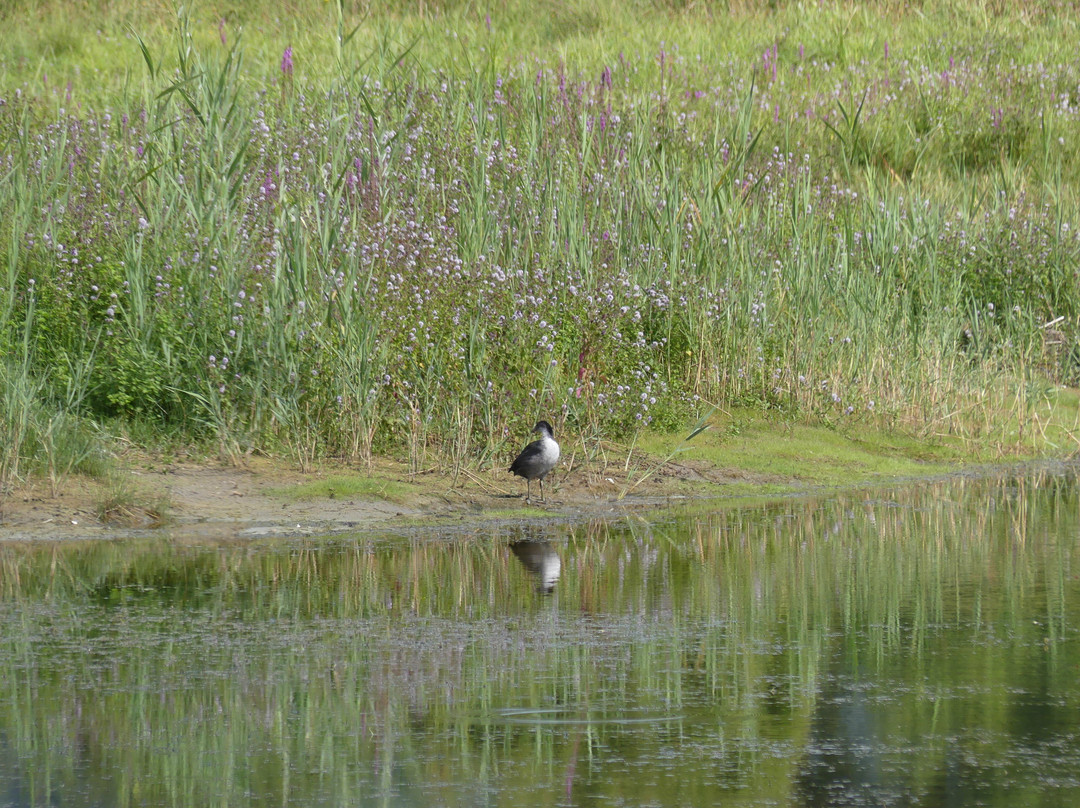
2, 0, 1079, 483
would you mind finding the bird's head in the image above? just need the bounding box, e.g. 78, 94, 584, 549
532, 420, 554, 438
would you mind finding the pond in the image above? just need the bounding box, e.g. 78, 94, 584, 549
2, 466, 1079, 806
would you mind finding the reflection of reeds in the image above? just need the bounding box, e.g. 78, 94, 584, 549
2, 469, 1078, 803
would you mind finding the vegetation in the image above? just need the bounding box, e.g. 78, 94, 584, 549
2, 0, 1080, 491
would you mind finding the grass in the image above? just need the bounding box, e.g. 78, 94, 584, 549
634, 413, 964, 486
3, 0, 1080, 495
95, 470, 171, 526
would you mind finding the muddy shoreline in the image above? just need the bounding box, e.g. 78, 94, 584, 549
0, 454, 791, 543
4, 451, 1076, 544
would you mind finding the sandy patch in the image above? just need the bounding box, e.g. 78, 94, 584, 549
0, 454, 779, 543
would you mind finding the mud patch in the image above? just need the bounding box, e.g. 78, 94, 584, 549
0, 454, 781, 543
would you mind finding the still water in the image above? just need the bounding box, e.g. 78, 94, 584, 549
2, 467, 1079, 806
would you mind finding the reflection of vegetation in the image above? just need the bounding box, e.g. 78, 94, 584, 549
1, 469, 1078, 805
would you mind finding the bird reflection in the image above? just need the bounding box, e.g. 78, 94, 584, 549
509, 540, 561, 594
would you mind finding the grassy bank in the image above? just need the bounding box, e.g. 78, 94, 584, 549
2, 0, 1079, 494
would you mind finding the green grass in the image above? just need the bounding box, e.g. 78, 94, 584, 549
641, 418, 955, 483
3, 0, 1080, 491
95, 469, 171, 526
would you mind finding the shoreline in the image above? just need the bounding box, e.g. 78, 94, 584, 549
0, 454, 768, 543
3, 449, 1076, 544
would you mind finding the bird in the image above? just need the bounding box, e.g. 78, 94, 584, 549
509, 420, 560, 504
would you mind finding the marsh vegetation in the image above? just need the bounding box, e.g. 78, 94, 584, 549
2, 0, 1079, 491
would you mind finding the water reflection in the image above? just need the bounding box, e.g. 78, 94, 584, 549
794, 661, 901, 807
509, 534, 562, 593
1, 466, 1079, 806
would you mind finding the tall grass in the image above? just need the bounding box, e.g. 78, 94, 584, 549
2, 0, 1079, 481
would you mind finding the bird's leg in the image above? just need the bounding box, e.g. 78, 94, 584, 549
538, 477, 545, 503
525, 479, 532, 504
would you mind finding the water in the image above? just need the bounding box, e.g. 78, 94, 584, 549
2, 467, 1079, 806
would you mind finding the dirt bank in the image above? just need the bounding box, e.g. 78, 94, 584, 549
0, 452, 784, 543
8, 410, 1068, 544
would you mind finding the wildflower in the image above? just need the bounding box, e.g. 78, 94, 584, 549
281, 47, 294, 77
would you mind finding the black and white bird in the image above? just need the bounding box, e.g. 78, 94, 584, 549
508, 420, 560, 503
